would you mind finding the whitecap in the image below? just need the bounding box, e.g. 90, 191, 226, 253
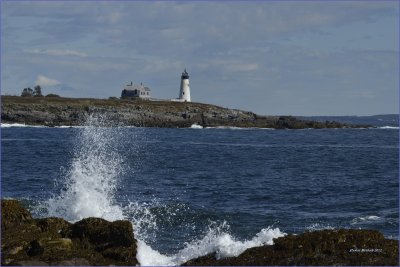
378, 126, 399, 129
136, 224, 285, 266
351, 215, 381, 225
190, 123, 203, 129
1, 123, 45, 128
305, 223, 335, 231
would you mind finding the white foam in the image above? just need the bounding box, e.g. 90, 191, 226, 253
190, 123, 203, 129
40, 114, 287, 266
0, 123, 86, 128
1, 123, 45, 128
351, 215, 381, 225
136, 223, 285, 266
118, 200, 286, 266
45, 115, 125, 222
137, 240, 175, 266
209, 126, 249, 130
362, 215, 380, 221
378, 126, 399, 129
305, 223, 335, 231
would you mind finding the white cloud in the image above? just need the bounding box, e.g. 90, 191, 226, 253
25, 48, 87, 57
2, 1, 397, 115
35, 75, 61, 86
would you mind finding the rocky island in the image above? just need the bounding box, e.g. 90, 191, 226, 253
2, 200, 398, 266
1, 96, 367, 128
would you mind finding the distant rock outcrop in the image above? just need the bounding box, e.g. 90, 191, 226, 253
1, 96, 368, 128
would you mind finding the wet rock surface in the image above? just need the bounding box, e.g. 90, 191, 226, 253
3, 200, 397, 266
182, 229, 399, 266
1, 200, 138, 266
1, 96, 367, 128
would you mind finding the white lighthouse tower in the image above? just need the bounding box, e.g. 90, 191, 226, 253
178, 69, 191, 102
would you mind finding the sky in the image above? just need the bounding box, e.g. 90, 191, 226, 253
1, 1, 399, 116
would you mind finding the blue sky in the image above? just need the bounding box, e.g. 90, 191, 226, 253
1, 1, 398, 116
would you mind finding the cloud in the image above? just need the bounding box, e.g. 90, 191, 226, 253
35, 75, 61, 86
25, 48, 87, 57
2, 1, 398, 115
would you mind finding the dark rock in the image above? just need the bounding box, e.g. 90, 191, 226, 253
1, 200, 139, 266
8, 246, 24, 255
54, 258, 90, 266
69, 218, 135, 250
35, 217, 71, 237
182, 229, 399, 266
4, 199, 395, 266
10, 260, 49, 266
1, 96, 366, 129
1, 199, 33, 231
101, 246, 137, 262
26, 240, 44, 257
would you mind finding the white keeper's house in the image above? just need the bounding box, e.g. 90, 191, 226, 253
121, 82, 151, 99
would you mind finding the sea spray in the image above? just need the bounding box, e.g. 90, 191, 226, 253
123, 200, 160, 243
136, 221, 285, 266
42, 115, 286, 266
45, 115, 127, 221
123, 202, 286, 266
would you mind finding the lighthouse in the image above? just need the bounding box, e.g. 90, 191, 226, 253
178, 69, 191, 102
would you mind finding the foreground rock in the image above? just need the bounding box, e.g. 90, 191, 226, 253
1, 200, 138, 266
3, 200, 397, 266
1, 96, 367, 128
182, 229, 398, 266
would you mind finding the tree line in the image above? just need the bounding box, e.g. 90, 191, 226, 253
20, 85, 60, 97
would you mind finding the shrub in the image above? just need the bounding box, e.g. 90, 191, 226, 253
34, 85, 43, 97
45, 93, 60, 98
21, 88, 34, 97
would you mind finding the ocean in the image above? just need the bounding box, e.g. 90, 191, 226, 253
1, 117, 399, 265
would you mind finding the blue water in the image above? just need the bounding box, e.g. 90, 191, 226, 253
1, 122, 399, 263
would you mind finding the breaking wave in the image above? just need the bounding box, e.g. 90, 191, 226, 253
41, 114, 285, 266
351, 215, 381, 225
45, 115, 125, 221
378, 126, 399, 129
0, 123, 84, 128
190, 123, 203, 129
1, 123, 45, 128
137, 224, 284, 266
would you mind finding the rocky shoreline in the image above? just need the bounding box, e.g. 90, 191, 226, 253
1, 200, 398, 266
1, 200, 138, 266
1, 96, 369, 128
